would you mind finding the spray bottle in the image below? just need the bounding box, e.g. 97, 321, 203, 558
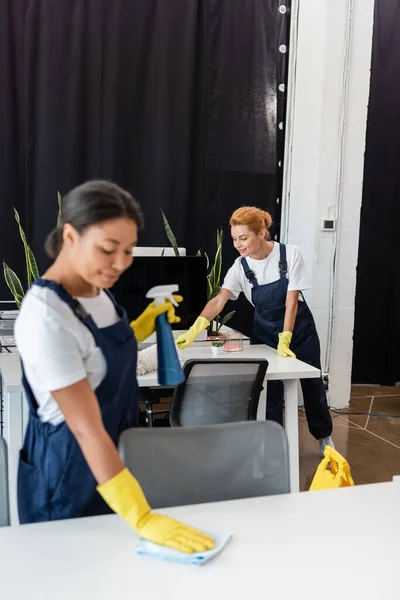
146, 285, 185, 386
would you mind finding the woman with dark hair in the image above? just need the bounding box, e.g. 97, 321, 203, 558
15, 180, 213, 554
177, 206, 333, 457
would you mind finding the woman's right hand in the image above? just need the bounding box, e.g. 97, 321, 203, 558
97, 468, 214, 554
175, 316, 210, 350
175, 329, 196, 350
136, 512, 215, 553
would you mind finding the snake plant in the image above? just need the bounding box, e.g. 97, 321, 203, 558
3, 193, 62, 308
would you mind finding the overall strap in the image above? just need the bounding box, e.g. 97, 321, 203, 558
103, 288, 126, 321
32, 278, 91, 325
21, 362, 40, 414
279, 244, 288, 280
241, 258, 258, 287
103, 288, 117, 306
23, 280, 95, 416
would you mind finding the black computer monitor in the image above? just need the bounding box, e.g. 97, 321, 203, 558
111, 256, 208, 329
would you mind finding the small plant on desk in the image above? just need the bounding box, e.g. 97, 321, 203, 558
211, 340, 224, 356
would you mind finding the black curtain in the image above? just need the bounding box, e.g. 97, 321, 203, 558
0, 0, 290, 336
352, 0, 400, 384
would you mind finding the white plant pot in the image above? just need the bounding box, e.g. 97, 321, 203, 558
211, 345, 223, 356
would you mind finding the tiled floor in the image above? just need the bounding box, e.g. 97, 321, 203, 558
299, 385, 400, 491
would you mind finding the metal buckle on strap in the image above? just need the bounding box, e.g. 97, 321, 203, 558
279, 260, 288, 273
245, 269, 257, 284
71, 300, 90, 321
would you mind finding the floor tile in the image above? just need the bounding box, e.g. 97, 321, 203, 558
330, 413, 362, 430
365, 396, 400, 448
370, 395, 400, 416
332, 396, 373, 429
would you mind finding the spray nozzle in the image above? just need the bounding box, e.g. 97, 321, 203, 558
146, 284, 179, 307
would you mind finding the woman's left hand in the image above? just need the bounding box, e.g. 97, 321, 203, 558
130, 295, 183, 343
277, 331, 296, 358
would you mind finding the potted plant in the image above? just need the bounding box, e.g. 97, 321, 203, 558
210, 340, 224, 356
207, 307, 236, 341
3, 193, 62, 308
161, 212, 235, 337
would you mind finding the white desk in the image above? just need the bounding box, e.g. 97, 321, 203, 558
0, 346, 320, 525
0, 482, 398, 599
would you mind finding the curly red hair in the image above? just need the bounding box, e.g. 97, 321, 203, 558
229, 206, 272, 240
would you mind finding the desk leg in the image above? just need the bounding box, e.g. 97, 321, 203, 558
256, 375, 268, 421
5, 391, 24, 526
284, 380, 300, 493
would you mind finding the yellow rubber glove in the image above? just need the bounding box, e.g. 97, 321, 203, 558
130, 295, 183, 343
277, 331, 296, 358
175, 316, 210, 350
97, 468, 215, 554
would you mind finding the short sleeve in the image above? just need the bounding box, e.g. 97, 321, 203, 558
287, 247, 311, 292
222, 261, 244, 300
15, 313, 87, 392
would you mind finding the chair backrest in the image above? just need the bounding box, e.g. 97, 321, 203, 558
119, 421, 290, 509
0, 437, 10, 527
169, 359, 268, 427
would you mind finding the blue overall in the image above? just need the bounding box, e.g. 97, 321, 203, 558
241, 244, 332, 440
18, 279, 139, 524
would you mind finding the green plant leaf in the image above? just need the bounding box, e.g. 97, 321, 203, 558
13, 208, 32, 287
217, 228, 223, 248
57, 192, 62, 227
206, 276, 213, 301
215, 229, 224, 285
13, 208, 39, 285
208, 261, 216, 291
208, 267, 214, 294
204, 228, 225, 303
209, 241, 222, 294
3, 262, 24, 308
27, 246, 39, 282
214, 243, 222, 286
220, 310, 236, 328
204, 251, 210, 272
161, 211, 180, 256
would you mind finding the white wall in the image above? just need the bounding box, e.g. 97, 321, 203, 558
281, 0, 375, 408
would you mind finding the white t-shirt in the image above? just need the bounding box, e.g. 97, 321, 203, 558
222, 242, 310, 305
15, 285, 120, 426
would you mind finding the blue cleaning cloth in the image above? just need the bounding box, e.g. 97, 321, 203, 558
134, 532, 232, 566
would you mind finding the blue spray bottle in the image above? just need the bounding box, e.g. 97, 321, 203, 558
146, 285, 185, 386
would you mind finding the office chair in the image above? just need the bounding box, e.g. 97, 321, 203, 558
170, 359, 268, 426
119, 420, 290, 508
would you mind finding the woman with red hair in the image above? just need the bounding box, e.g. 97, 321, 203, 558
177, 206, 333, 456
